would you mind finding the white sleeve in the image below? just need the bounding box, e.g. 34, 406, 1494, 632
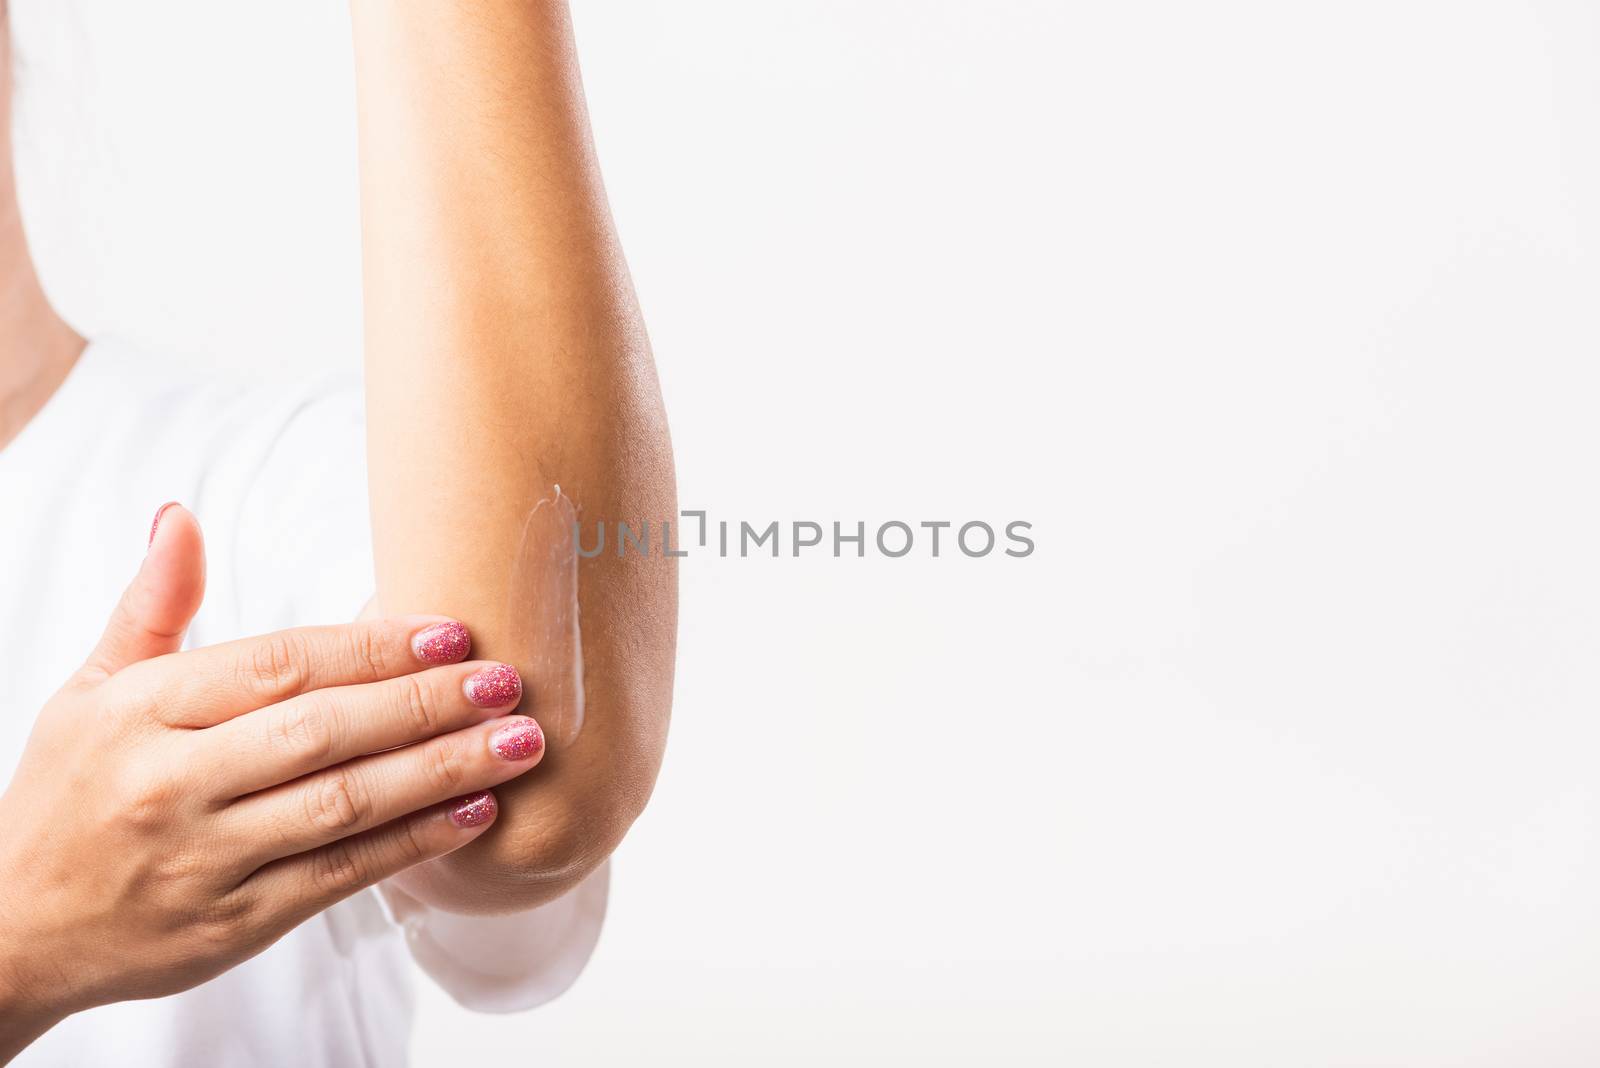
214, 375, 608, 1011
376, 862, 609, 1012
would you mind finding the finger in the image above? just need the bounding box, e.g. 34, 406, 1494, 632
246, 791, 499, 929
226, 713, 543, 864
202, 661, 525, 796
78, 503, 207, 685
115, 615, 475, 728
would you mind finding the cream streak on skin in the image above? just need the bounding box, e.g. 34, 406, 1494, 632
505, 487, 586, 746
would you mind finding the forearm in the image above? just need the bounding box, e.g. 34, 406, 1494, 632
350, 0, 676, 912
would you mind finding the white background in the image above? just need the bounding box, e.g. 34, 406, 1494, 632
11, 1, 1600, 1064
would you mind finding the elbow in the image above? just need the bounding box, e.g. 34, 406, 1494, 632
506, 568, 675, 901
484, 690, 670, 909
464, 489, 677, 910
486, 769, 655, 909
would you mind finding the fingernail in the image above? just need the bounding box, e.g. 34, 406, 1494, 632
148, 501, 179, 550
412, 621, 471, 665
489, 718, 544, 762
464, 664, 522, 708
450, 791, 498, 828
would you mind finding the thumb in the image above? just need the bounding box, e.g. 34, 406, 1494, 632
81, 502, 208, 682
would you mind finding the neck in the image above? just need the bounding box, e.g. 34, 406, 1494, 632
0, 173, 83, 451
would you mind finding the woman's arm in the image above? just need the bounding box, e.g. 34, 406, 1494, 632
350, 0, 677, 913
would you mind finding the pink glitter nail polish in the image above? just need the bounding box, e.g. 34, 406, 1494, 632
413, 621, 471, 665
450, 791, 497, 828
464, 664, 523, 708
148, 501, 179, 549
490, 718, 544, 762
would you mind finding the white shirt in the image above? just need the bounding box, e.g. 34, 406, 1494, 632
0, 339, 607, 1067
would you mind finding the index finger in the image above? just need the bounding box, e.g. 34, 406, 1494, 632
112, 616, 473, 728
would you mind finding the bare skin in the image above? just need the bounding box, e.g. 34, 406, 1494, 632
354, 0, 677, 913
0, 0, 675, 1056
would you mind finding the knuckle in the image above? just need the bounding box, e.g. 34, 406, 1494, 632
392, 816, 431, 866
422, 739, 466, 796
272, 700, 336, 765
191, 919, 240, 954
397, 674, 438, 738
95, 670, 163, 727
194, 891, 257, 947
242, 631, 311, 697
114, 767, 179, 832
303, 772, 367, 836
208, 889, 256, 928
347, 625, 391, 679
153, 848, 207, 888
186, 915, 241, 957
311, 842, 369, 897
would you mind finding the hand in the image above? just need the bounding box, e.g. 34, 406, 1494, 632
0, 506, 546, 1057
